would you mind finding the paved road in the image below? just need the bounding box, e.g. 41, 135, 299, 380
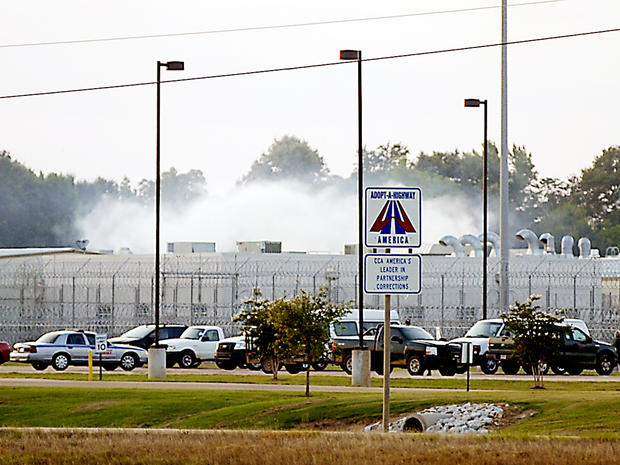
1, 364, 617, 383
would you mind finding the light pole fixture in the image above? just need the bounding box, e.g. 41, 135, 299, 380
155, 60, 184, 349
464, 98, 488, 320
340, 49, 364, 349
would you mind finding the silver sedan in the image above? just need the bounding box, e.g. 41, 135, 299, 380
10, 330, 148, 371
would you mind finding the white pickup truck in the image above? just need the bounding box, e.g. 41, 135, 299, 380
161, 325, 225, 368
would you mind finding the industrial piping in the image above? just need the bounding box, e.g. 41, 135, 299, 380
478, 232, 500, 257
539, 233, 556, 254
578, 237, 591, 258
561, 235, 575, 258
460, 234, 483, 257
439, 235, 465, 257
516, 229, 542, 255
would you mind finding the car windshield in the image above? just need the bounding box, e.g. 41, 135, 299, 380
333, 321, 357, 336
181, 327, 205, 340
118, 326, 153, 339
399, 327, 434, 340
465, 321, 503, 338
36, 332, 61, 343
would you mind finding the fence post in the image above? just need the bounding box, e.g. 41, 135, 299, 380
111, 275, 115, 334
573, 275, 577, 312
528, 275, 532, 298
190, 276, 194, 326
72, 276, 76, 328
441, 274, 445, 329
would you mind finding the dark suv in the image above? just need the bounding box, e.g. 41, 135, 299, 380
109, 324, 187, 349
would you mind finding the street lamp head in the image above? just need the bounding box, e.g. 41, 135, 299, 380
339, 50, 360, 60
464, 98, 481, 107
163, 61, 184, 71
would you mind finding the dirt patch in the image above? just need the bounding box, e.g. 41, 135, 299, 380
489, 404, 535, 432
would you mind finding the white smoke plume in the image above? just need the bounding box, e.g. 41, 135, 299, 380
77, 181, 482, 254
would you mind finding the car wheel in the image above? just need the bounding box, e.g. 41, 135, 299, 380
120, 353, 138, 371
31, 362, 49, 371
311, 359, 328, 371
247, 362, 262, 371
480, 358, 499, 375
406, 355, 425, 376
260, 357, 274, 374
179, 351, 196, 369
52, 353, 70, 371
551, 364, 567, 375
284, 363, 302, 374
596, 354, 614, 376
438, 366, 456, 376
341, 353, 353, 375
501, 359, 520, 375
567, 366, 583, 376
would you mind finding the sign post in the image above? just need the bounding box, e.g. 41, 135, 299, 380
461, 342, 474, 392
94, 334, 108, 381
365, 186, 422, 433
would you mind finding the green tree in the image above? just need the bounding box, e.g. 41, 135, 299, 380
233, 289, 290, 380
271, 289, 348, 396
501, 296, 568, 388
241, 135, 329, 184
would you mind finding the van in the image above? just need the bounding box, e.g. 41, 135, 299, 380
330, 309, 401, 339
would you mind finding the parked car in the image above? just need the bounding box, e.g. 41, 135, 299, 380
161, 325, 225, 368
487, 325, 617, 376
332, 324, 463, 376
108, 324, 187, 349
450, 318, 589, 375
10, 330, 148, 371
0, 341, 10, 364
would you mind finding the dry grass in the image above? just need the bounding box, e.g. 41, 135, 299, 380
0, 429, 618, 465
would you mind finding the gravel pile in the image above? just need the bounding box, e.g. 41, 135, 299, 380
365, 402, 505, 434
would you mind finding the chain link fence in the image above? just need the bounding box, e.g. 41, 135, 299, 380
0, 253, 618, 345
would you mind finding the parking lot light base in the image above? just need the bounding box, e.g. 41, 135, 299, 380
352, 349, 371, 386
148, 346, 167, 379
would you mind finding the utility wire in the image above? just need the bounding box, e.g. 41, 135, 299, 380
0, 0, 566, 49
1, 26, 618, 100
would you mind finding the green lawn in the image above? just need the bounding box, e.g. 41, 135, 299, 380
0, 386, 618, 438
1, 369, 618, 391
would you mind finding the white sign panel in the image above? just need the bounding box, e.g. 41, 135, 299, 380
365, 187, 421, 248
460, 342, 474, 364
94, 334, 108, 353
364, 254, 421, 295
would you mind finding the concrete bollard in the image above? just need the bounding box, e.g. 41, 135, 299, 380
148, 347, 167, 380
352, 349, 371, 386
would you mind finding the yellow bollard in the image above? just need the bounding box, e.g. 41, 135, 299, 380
88, 349, 93, 381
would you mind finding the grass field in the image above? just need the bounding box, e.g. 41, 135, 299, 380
1, 429, 619, 465
0, 385, 619, 437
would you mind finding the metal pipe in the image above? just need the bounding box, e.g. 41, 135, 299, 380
439, 235, 465, 257
561, 235, 575, 258
500, 0, 510, 310
459, 234, 483, 257
578, 237, 591, 258
539, 233, 556, 254
516, 229, 542, 255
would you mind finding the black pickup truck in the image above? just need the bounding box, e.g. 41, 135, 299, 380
331, 324, 464, 376
487, 326, 618, 375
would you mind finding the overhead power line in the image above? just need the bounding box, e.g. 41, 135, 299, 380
1, 26, 618, 101
0, 0, 566, 49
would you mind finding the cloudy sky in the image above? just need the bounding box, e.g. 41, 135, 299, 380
1, 1, 618, 253
2, 0, 618, 192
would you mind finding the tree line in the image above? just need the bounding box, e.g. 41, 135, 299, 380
0, 136, 618, 253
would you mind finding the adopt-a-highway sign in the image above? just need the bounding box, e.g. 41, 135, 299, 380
364, 254, 421, 295
365, 187, 421, 248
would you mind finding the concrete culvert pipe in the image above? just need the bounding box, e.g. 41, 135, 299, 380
439, 235, 465, 257
403, 413, 450, 432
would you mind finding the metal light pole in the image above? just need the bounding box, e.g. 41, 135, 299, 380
500, 0, 510, 311
465, 98, 488, 320
150, 60, 184, 380
339, 49, 364, 349
340, 49, 370, 386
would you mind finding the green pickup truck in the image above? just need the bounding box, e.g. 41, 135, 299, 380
487, 326, 618, 376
